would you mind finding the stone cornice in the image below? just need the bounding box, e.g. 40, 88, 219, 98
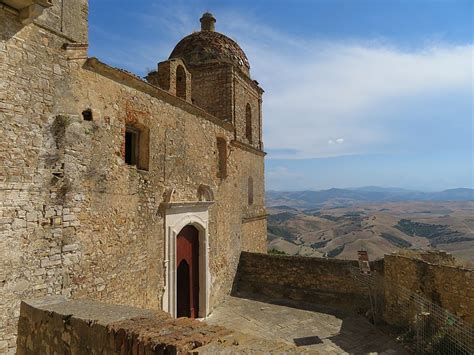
161, 201, 215, 210
242, 214, 268, 223
230, 140, 266, 157
83, 58, 235, 133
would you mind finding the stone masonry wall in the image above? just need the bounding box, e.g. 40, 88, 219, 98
235, 251, 474, 328
1, 7, 84, 352
0, 4, 267, 353
190, 64, 233, 122
66, 58, 267, 311
15, 297, 230, 354
234, 72, 263, 150
16, 297, 298, 354
241, 218, 267, 253
33, 0, 88, 43
233, 252, 379, 313
384, 253, 474, 325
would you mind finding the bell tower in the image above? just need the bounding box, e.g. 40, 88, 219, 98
165, 13, 264, 150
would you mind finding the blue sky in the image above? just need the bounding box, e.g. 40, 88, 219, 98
89, 0, 473, 191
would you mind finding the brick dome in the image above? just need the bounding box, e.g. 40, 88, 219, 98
169, 13, 250, 75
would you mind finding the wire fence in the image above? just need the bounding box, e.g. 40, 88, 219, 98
350, 267, 474, 354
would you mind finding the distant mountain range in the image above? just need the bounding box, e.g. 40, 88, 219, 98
267, 187, 474, 209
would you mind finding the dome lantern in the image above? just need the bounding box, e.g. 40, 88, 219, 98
169, 14, 250, 75
200, 12, 216, 32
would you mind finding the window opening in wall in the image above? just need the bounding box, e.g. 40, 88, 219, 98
124, 124, 150, 171
248, 176, 254, 205
176, 65, 186, 99
125, 126, 139, 166
82, 109, 93, 121
245, 103, 252, 144
216, 137, 227, 179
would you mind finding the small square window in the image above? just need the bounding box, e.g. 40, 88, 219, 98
82, 109, 93, 121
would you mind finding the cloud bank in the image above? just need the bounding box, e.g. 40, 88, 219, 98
231, 32, 472, 158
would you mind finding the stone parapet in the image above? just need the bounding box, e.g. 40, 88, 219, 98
234, 251, 474, 328
16, 297, 301, 354
232, 252, 382, 314
384, 252, 474, 325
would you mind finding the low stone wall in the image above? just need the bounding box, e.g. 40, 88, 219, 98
232, 252, 383, 314
233, 251, 473, 328
16, 296, 299, 354
384, 253, 474, 325
17, 297, 228, 354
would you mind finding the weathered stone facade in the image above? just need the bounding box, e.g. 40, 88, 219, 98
0, 2, 266, 352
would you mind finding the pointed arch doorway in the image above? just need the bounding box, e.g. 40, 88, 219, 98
176, 225, 199, 318
162, 201, 213, 319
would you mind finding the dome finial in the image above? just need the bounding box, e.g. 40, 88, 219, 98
200, 12, 216, 32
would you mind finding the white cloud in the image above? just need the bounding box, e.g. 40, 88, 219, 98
328, 138, 344, 145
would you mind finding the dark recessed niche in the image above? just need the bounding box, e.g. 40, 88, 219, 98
82, 109, 93, 121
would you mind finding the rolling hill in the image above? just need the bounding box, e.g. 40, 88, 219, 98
266, 189, 474, 263
267, 187, 474, 209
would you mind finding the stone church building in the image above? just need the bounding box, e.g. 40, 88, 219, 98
0, 0, 267, 349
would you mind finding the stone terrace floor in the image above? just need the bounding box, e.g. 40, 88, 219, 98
204, 295, 408, 354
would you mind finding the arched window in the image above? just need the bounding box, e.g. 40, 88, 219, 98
248, 176, 254, 205
216, 137, 227, 178
245, 103, 252, 144
176, 65, 186, 99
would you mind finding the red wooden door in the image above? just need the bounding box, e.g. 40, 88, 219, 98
176, 225, 199, 318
